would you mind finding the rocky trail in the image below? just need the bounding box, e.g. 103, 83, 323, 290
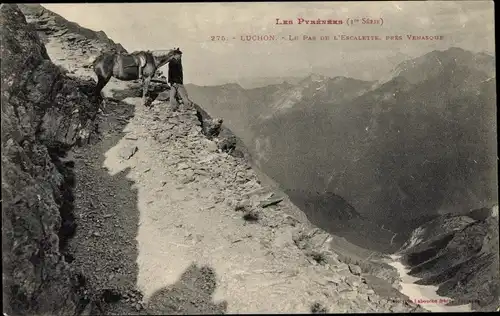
48, 35, 426, 314
2, 4, 433, 315
41, 19, 429, 316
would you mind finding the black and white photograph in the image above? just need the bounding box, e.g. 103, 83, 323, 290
1, 2, 498, 315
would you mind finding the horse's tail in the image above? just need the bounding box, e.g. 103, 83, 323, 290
86, 51, 115, 69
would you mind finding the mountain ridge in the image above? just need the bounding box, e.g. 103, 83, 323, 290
251, 45, 496, 230
19, 4, 127, 53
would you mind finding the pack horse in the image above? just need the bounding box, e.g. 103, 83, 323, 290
92, 48, 181, 105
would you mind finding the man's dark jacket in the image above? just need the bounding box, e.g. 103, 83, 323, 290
168, 58, 183, 84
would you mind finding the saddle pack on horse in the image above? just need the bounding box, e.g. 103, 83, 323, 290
120, 51, 152, 78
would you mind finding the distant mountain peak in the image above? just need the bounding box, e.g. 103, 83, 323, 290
330, 76, 375, 85
302, 73, 329, 83
380, 46, 495, 86
220, 82, 244, 90
332, 75, 348, 80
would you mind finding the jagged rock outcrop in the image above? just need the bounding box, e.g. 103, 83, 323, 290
398, 205, 500, 311
1, 4, 100, 315
191, 102, 251, 159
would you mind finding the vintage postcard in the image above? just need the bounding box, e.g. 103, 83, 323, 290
1, 2, 497, 315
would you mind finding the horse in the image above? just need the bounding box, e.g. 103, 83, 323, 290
92, 47, 181, 106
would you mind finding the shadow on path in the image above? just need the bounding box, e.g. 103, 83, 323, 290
66, 96, 142, 314
146, 263, 228, 315
70, 90, 226, 314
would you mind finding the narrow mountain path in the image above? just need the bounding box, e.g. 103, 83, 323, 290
42, 32, 427, 314
87, 79, 362, 314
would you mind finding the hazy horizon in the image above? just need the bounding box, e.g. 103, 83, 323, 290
42, 1, 494, 86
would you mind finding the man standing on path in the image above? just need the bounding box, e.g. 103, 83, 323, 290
168, 48, 193, 110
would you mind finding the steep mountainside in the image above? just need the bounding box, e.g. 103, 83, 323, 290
397, 205, 499, 311
2, 4, 431, 315
251, 47, 497, 234
283, 189, 411, 254
1, 4, 100, 315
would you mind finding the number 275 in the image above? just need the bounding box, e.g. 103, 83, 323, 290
210, 36, 227, 41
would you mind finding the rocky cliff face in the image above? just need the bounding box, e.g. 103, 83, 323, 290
1, 4, 100, 315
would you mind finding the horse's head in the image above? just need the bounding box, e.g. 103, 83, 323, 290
151, 48, 182, 68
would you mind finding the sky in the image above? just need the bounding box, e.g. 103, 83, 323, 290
42, 1, 495, 86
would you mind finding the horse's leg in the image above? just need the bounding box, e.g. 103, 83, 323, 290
137, 54, 147, 80
138, 65, 143, 80
95, 74, 111, 113
94, 56, 112, 99
95, 75, 110, 97
141, 61, 157, 107
142, 75, 152, 107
